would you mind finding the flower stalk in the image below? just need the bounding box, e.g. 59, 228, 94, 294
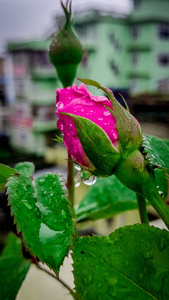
136, 194, 149, 225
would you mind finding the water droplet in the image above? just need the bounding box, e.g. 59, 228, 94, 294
82, 176, 97, 186
158, 190, 164, 198
52, 181, 57, 188
39, 178, 45, 186
103, 110, 111, 116
57, 102, 64, 109
22, 200, 32, 210
61, 210, 67, 219
96, 282, 103, 288
49, 192, 53, 197
42, 190, 47, 197
98, 118, 103, 121
74, 164, 81, 171
75, 180, 81, 188
143, 250, 153, 259
84, 275, 93, 285
158, 239, 166, 251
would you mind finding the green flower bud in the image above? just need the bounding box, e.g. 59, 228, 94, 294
49, 0, 83, 87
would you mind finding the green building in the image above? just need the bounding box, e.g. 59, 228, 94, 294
68, 0, 169, 95
7, 40, 58, 155
6, 0, 169, 155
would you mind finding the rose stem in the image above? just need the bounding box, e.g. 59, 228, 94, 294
144, 189, 169, 230
67, 152, 75, 211
136, 194, 149, 225
34, 261, 78, 299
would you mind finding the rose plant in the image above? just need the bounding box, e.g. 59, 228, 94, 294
1, 1, 169, 300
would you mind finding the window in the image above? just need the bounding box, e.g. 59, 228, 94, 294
158, 23, 169, 40
157, 78, 169, 92
131, 52, 138, 65
81, 51, 88, 68
134, 0, 142, 9
110, 61, 119, 75
109, 33, 121, 50
158, 54, 169, 66
131, 25, 139, 40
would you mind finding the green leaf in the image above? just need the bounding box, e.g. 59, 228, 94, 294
0, 163, 17, 191
2, 233, 22, 257
154, 168, 168, 199
14, 161, 35, 177
0, 256, 30, 300
75, 175, 139, 222
73, 224, 169, 300
143, 135, 169, 177
7, 172, 74, 272
62, 114, 121, 176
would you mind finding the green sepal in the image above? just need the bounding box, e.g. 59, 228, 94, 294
0, 163, 17, 191
61, 113, 121, 176
79, 78, 142, 153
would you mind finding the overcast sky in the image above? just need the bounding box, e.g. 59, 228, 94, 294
0, 0, 132, 54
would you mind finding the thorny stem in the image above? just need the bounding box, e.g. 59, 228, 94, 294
67, 152, 75, 212
34, 261, 77, 299
136, 194, 149, 225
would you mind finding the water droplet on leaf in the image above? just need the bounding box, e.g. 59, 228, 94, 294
39, 178, 45, 186
22, 200, 32, 210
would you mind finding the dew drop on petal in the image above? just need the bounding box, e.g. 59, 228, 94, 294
57, 102, 64, 109
98, 118, 103, 121
103, 110, 111, 116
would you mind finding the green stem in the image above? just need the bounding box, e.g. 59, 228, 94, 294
136, 194, 149, 225
66, 152, 75, 211
143, 185, 169, 230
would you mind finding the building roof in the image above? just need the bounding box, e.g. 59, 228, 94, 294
8, 39, 50, 51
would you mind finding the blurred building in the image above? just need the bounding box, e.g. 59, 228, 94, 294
70, 0, 169, 131
71, 0, 169, 95
5, 0, 169, 157
6, 40, 58, 155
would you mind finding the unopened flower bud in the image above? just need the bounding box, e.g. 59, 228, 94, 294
49, 0, 83, 87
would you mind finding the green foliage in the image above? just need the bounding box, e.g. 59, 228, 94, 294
154, 168, 168, 199
73, 224, 169, 300
62, 113, 121, 176
75, 175, 139, 222
0, 256, 30, 300
1, 233, 22, 257
14, 161, 35, 177
0, 233, 30, 300
7, 165, 74, 272
0, 163, 17, 191
143, 135, 169, 178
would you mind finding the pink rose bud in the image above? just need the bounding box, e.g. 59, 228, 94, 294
56, 83, 121, 176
